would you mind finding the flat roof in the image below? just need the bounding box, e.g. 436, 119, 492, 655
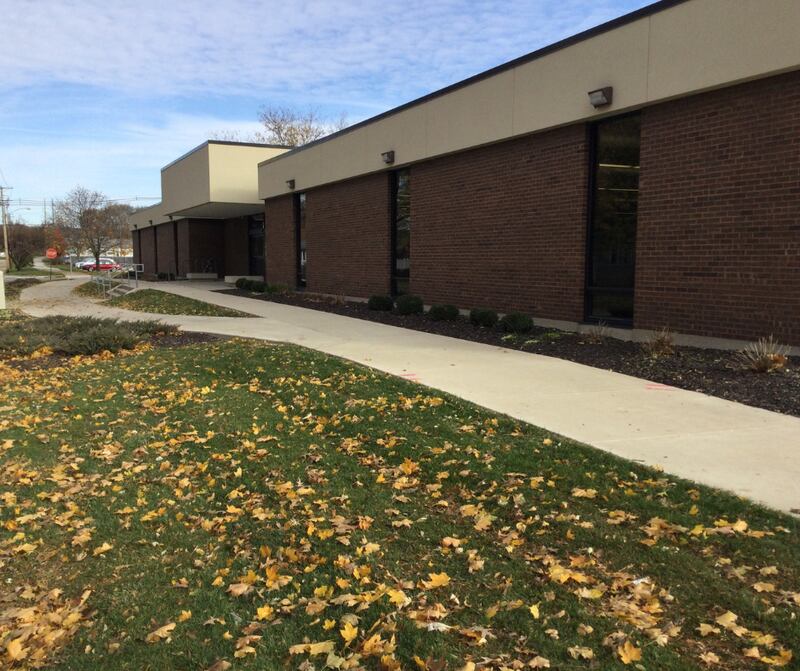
163, 140, 291, 172
259, 0, 687, 168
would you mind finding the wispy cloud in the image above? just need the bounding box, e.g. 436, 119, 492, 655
2, 0, 652, 106
0, 0, 653, 220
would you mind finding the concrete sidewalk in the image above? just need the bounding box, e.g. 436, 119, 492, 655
17, 277, 800, 514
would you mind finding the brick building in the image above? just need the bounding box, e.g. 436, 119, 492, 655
130, 141, 288, 281
134, 0, 800, 347
256, 0, 800, 347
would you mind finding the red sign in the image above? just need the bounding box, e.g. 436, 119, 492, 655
46, 248, 58, 259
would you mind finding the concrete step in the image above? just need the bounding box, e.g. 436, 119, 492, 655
108, 284, 135, 297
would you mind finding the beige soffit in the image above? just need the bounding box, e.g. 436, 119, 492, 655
128, 202, 171, 231
161, 141, 289, 218
258, 0, 800, 199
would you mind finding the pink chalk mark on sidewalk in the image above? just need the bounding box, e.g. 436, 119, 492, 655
645, 383, 676, 391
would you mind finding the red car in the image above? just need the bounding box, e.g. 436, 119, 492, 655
83, 258, 121, 272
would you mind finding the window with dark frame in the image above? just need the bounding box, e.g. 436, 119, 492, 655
294, 193, 306, 288
248, 215, 265, 277
391, 169, 411, 296
585, 113, 641, 324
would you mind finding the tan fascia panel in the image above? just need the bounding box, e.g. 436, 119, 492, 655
128, 202, 173, 231
258, 0, 800, 199
160, 141, 290, 216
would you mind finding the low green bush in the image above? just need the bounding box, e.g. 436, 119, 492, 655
368, 295, 394, 311
0, 315, 177, 358
235, 278, 249, 289
250, 281, 267, 293
266, 284, 288, 295
469, 308, 499, 328
395, 294, 424, 315
427, 304, 459, 321
499, 312, 533, 334
59, 323, 139, 355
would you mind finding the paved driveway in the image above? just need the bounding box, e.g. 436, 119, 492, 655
17, 277, 800, 514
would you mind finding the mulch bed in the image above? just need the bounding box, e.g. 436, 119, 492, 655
218, 288, 800, 418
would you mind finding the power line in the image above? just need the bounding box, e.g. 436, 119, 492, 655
5, 196, 159, 207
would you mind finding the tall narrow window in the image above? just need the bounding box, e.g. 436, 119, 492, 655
294, 193, 306, 288
585, 114, 640, 323
248, 216, 265, 277
391, 169, 411, 296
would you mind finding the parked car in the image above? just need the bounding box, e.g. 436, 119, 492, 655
83, 258, 121, 272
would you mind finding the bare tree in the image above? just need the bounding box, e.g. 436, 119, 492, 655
55, 187, 128, 267
210, 106, 348, 147
254, 106, 348, 146
6, 221, 45, 270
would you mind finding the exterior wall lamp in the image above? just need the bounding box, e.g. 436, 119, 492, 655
286, 179, 296, 190
381, 150, 395, 165
588, 87, 613, 108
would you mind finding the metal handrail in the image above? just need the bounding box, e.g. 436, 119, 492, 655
91, 263, 143, 297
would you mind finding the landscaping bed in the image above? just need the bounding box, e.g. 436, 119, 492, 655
218, 288, 800, 417
1, 338, 797, 670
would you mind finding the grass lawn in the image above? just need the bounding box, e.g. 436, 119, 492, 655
5, 267, 62, 277
106, 288, 252, 317
4, 277, 45, 302
0, 338, 797, 670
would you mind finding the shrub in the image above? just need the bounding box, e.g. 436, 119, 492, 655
250, 281, 266, 293
470, 308, 499, 328
368, 295, 393, 311
642, 327, 675, 358
235, 278, 249, 289
59, 323, 138, 355
395, 294, 424, 315
266, 284, 288, 295
585, 321, 609, 344
428, 304, 459, 321
736, 336, 789, 373
499, 312, 533, 334
0, 315, 174, 358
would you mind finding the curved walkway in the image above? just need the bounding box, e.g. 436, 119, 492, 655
17, 277, 800, 514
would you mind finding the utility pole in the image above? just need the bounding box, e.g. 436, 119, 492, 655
0, 186, 12, 273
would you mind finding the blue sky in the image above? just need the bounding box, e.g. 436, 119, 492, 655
0, 0, 653, 224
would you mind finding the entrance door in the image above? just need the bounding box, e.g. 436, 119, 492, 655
248, 216, 265, 277
585, 114, 641, 324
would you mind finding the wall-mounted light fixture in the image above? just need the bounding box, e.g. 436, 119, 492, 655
588, 86, 613, 108
381, 150, 395, 165
286, 179, 296, 190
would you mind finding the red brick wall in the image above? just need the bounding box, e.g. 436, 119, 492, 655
412, 125, 588, 320
136, 226, 157, 276
176, 220, 190, 276
155, 222, 177, 277
265, 195, 296, 287
187, 219, 225, 276
132, 229, 141, 267
636, 71, 800, 345
305, 173, 391, 296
